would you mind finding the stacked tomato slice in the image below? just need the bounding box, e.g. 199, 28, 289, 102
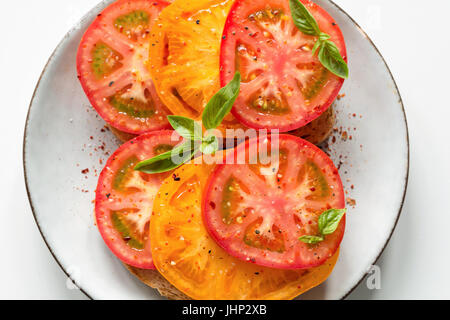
95, 131, 182, 268
203, 135, 345, 270
77, 0, 172, 135
85, 0, 348, 300
148, 0, 245, 131
221, 0, 346, 132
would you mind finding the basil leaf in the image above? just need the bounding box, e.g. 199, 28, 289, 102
200, 135, 219, 155
312, 40, 321, 55
318, 208, 346, 235
289, 0, 320, 36
202, 72, 241, 130
167, 115, 202, 140
318, 40, 349, 79
299, 235, 324, 244
134, 142, 197, 174
290, 0, 348, 79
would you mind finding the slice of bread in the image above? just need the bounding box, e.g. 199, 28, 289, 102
115, 106, 336, 300
124, 264, 190, 300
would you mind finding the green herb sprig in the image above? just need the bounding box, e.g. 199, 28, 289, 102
134, 72, 241, 174
299, 208, 346, 244
289, 0, 348, 79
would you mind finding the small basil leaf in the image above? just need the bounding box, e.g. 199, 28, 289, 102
289, 0, 321, 36
202, 72, 241, 130
318, 40, 349, 79
134, 142, 196, 174
167, 115, 202, 140
200, 135, 219, 155
299, 235, 324, 244
318, 208, 346, 236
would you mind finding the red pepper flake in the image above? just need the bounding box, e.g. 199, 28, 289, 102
346, 198, 356, 207
81, 168, 89, 174
209, 201, 216, 209
172, 174, 181, 181
341, 131, 348, 141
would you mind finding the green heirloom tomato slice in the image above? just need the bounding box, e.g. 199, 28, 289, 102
77, 0, 172, 135
220, 0, 347, 132
203, 134, 345, 269
95, 130, 182, 269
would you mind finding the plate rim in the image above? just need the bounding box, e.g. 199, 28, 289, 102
22, 0, 409, 300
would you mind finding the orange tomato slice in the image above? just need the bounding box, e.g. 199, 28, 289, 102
148, 0, 244, 130
150, 163, 339, 300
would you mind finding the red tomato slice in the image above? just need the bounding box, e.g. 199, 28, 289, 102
77, 0, 171, 135
95, 130, 182, 269
203, 134, 345, 269
220, 0, 347, 132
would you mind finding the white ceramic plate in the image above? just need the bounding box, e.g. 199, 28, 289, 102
23, 0, 409, 300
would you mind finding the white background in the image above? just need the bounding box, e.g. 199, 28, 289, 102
0, 0, 449, 299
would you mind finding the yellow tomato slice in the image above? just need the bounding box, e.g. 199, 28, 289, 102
148, 0, 243, 130
150, 163, 339, 300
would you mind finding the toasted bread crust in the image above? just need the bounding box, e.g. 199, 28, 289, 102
107, 125, 138, 143
290, 106, 335, 145
124, 264, 190, 300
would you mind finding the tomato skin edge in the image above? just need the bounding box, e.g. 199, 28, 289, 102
202, 134, 346, 270
219, 0, 348, 132
95, 130, 177, 269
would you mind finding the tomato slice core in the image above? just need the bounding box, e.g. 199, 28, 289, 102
95, 130, 182, 269
77, 0, 171, 134
220, 0, 347, 131
150, 163, 340, 299
203, 134, 345, 269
